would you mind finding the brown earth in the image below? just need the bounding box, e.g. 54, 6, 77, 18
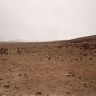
0, 35, 96, 96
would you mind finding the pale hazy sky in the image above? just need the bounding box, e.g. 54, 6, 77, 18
0, 0, 96, 41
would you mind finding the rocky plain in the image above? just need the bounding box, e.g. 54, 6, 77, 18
0, 35, 96, 96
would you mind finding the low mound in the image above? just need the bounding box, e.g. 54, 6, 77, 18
67, 35, 96, 43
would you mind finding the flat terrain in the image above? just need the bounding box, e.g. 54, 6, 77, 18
0, 36, 96, 96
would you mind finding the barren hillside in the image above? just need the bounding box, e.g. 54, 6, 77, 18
67, 35, 96, 43
0, 35, 96, 96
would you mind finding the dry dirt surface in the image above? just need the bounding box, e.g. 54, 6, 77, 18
0, 35, 96, 96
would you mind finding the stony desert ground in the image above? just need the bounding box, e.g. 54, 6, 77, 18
0, 35, 96, 96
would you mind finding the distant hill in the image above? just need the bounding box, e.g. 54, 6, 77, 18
0, 35, 96, 43
67, 35, 96, 43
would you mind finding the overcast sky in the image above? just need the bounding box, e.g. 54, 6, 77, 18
0, 0, 96, 41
